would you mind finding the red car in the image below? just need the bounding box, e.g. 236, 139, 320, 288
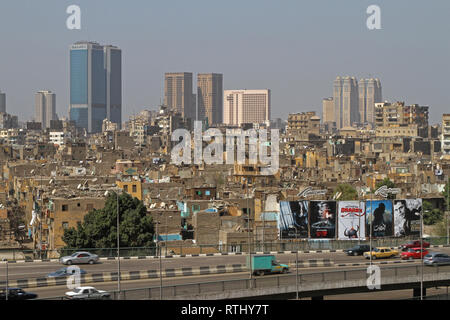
400, 240, 430, 251
401, 247, 429, 260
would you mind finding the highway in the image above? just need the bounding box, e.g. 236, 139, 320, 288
11, 261, 450, 300
2, 247, 450, 300
2, 247, 450, 282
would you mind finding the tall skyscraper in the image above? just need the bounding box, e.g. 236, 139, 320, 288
0, 90, 5, 113
359, 78, 382, 125
35, 91, 56, 129
69, 41, 121, 133
333, 76, 359, 129
322, 97, 334, 124
197, 73, 223, 125
223, 89, 270, 127
442, 114, 450, 156
104, 45, 122, 129
164, 72, 194, 121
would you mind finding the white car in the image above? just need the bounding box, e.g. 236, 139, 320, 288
65, 286, 111, 300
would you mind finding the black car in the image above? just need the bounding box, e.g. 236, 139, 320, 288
344, 245, 371, 256
0, 288, 38, 300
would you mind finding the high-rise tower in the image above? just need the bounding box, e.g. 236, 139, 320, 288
333, 76, 359, 129
35, 90, 56, 129
164, 72, 194, 121
69, 41, 121, 133
359, 78, 382, 125
0, 90, 5, 113
197, 73, 223, 125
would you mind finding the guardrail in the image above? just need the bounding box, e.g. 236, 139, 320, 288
38, 263, 450, 300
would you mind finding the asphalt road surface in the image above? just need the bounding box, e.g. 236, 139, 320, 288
2, 247, 450, 282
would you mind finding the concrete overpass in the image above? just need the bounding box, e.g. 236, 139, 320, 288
138, 264, 450, 300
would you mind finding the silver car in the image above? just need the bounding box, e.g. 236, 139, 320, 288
60, 251, 99, 265
65, 286, 110, 300
424, 252, 450, 266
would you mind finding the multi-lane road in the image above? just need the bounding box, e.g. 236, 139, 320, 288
2, 247, 450, 300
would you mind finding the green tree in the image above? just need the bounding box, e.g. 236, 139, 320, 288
62, 192, 154, 248
432, 220, 448, 237
374, 178, 396, 199
333, 184, 358, 201
423, 200, 443, 226
375, 178, 395, 190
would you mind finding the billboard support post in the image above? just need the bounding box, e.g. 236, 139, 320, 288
294, 226, 299, 300
447, 176, 449, 245
370, 195, 372, 267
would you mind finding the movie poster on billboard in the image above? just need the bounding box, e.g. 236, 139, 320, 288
338, 201, 366, 240
394, 199, 422, 237
366, 200, 393, 237
278, 201, 309, 238
309, 201, 336, 239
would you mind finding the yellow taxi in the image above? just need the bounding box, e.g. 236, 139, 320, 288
363, 247, 399, 260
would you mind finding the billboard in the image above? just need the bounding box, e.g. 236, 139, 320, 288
366, 200, 393, 237
393, 199, 422, 237
278, 201, 309, 238
338, 201, 366, 240
309, 201, 336, 239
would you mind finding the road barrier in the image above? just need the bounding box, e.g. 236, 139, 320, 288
3, 243, 450, 263
5, 236, 449, 261
38, 263, 450, 300
0, 264, 247, 289
0, 258, 349, 289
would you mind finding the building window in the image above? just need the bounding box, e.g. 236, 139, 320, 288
62, 204, 68, 211
86, 204, 94, 211
132, 184, 137, 193
62, 222, 69, 229
123, 185, 128, 192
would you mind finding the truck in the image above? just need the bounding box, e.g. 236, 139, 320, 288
247, 254, 289, 276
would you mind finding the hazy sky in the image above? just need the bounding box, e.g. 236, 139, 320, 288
0, 0, 449, 124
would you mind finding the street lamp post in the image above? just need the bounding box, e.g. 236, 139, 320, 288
418, 185, 424, 301
165, 215, 172, 256
2, 259, 8, 301
447, 176, 449, 245
116, 192, 120, 299
156, 218, 163, 300
369, 193, 373, 267
245, 179, 253, 288
105, 190, 121, 299
294, 226, 299, 300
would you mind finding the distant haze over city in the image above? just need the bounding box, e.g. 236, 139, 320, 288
0, 0, 449, 124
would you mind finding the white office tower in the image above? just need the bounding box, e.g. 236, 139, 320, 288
223, 89, 271, 127
35, 91, 57, 129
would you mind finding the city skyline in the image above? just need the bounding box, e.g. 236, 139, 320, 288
0, 1, 449, 125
